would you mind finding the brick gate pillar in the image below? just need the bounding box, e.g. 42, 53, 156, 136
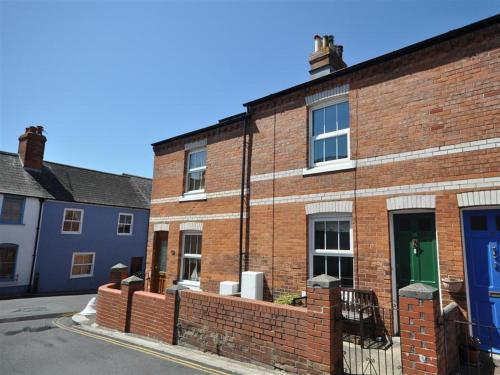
110, 263, 129, 284
164, 284, 188, 345
306, 274, 343, 375
399, 283, 445, 374
120, 275, 144, 332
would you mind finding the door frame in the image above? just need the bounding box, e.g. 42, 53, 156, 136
389, 209, 443, 333
460, 206, 500, 331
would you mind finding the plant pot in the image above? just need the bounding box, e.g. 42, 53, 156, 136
442, 277, 463, 293
459, 344, 480, 366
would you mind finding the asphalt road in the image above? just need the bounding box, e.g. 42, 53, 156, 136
0, 316, 228, 375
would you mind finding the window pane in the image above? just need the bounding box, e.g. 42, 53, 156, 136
312, 109, 323, 136
325, 221, 339, 250
340, 257, 354, 287
337, 134, 348, 159
313, 255, 325, 276
337, 102, 349, 130
0, 197, 24, 224
471, 216, 487, 231
314, 221, 325, 250
339, 221, 350, 250
73, 210, 81, 221
324, 137, 337, 162
159, 239, 168, 272
71, 221, 80, 232
313, 140, 324, 164
326, 256, 339, 278
65, 210, 73, 221
74, 255, 84, 264
72, 265, 81, 275
324, 105, 337, 133
82, 255, 93, 264
184, 235, 202, 255
183, 258, 200, 281
188, 171, 205, 191
189, 150, 206, 169
81, 265, 92, 274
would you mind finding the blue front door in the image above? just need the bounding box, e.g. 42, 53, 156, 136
464, 209, 500, 353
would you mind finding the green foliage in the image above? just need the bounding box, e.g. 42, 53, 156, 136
274, 293, 302, 305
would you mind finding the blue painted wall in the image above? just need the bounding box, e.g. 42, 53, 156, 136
35, 200, 149, 293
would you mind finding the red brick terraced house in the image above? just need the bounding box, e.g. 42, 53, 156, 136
146, 15, 500, 351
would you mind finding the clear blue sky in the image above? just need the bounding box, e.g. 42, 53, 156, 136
1, 1, 498, 178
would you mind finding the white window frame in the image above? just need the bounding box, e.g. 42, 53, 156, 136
179, 231, 202, 289
61, 208, 84, 234
308, 96, 351, 170
308, 214, 354, 285
69, 252, 95, 278
117, 213, 134, 235
184, 148, 207, 195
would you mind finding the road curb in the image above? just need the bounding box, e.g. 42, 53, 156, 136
68, 315, 284, 375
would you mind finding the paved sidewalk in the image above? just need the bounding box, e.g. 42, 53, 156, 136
0, 294, 95, 323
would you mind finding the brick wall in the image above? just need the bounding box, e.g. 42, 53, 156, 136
129, 291, 172, 342
95, 283, 124, 331
177, 290, 309, 373
146, 20, 500, 313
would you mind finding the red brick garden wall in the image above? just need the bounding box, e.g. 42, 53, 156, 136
95, 283, 123, 331
129, 291, 173, 342
177, 290, 309, 373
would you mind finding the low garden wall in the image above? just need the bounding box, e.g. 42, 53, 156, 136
178, 290, 309, 373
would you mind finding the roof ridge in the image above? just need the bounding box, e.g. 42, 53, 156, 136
122, 173, 152, 181
44, 160, 145, 180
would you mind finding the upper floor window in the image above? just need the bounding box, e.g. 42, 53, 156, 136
186, 149, 206, 193
0, 195, 25, 224
310, 100, 350, 167
0, 243, 18, 280
117, 213, 134, 235
61, 208, 84, 234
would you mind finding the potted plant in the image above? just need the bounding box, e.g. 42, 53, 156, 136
459, 336, 481, 366
441, 276, 464, 293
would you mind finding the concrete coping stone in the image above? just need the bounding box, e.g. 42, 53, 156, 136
121, 275, 144, 285
306, 274, 341, 289
398, 283, 438, 300
111, 263, 128, 270
443, 302, 459, 316
166, 285, 189, 295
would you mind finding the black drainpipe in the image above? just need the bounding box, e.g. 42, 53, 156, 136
238, 114, 249, 291
28, 198, 44, 293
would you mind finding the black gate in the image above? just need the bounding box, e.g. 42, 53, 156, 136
342, 304, 402, 375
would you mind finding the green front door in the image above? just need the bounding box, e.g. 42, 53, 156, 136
394, 213, 438, 290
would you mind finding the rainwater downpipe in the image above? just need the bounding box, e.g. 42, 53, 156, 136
238, 114, 249, 292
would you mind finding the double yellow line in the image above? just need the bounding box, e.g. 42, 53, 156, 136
52, 316, 231, 375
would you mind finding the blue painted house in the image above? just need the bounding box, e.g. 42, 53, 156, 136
0, 126, 151, 296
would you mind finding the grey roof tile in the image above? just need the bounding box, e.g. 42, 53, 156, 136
0, 151, 151, 209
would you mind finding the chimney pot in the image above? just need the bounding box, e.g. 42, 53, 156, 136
308, 34, 347, 79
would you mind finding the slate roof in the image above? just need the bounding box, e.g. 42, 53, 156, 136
0, 151, 151, 209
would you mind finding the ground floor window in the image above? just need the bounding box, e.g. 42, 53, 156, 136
309, 215, 354, 287
70, 252, 95, 278
0, 243, 18, 280
181, 232, 202, 286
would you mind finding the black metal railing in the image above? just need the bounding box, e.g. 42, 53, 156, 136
341, 303, 402, 375
443, 317, 499, 375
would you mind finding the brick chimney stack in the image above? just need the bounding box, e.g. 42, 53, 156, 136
308, 34, 347, 79
18, 126, 47, 170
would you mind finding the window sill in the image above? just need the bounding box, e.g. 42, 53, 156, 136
302, 160, 356, 176
179, 193, 207, 202
69, 274, 94, 279
177, 280, 201, 291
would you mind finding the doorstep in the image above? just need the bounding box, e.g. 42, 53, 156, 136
72, 314, 287, 375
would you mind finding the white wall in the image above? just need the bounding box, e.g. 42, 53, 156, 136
0, 195, 40, 289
